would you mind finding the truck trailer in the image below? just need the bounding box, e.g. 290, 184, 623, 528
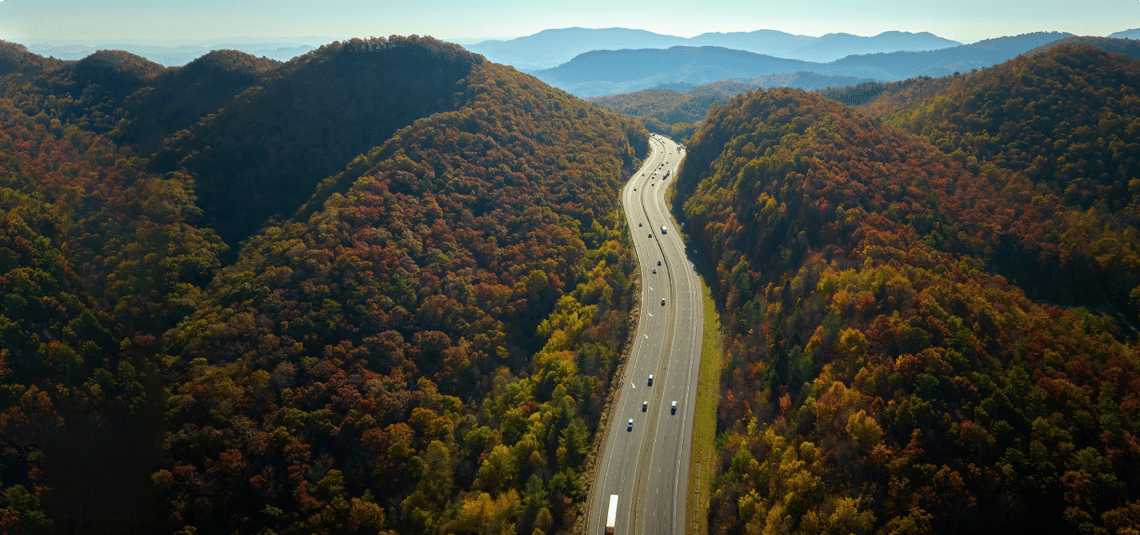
605, 494, 618, 534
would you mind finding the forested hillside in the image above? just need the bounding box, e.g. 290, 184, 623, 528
674, 45, 1140, 534
865, 44, 1140, 313
150, 38, 489, 248
0, 75, 226, 532
0, 36, 649, 534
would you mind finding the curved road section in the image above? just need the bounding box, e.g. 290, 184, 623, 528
588, 134, 703, 535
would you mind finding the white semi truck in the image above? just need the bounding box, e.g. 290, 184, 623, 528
605, 494, 618, 534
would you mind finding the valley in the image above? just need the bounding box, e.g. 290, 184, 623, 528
1, 22, 1139, 535
587, 134, 702, 535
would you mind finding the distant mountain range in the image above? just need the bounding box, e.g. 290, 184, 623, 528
12, 38, 322, 66
534, 32, 1076, 96
591, 35, 1140, 136
15, 26, 1136, 71
464, 27, 960, 70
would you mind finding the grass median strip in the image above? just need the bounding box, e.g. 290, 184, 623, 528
687, 275, 722, 535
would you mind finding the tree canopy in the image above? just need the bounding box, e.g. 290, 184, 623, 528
676, 45, 1140, 534
0, 36, 649, 534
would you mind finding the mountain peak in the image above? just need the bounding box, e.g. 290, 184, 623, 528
290, 35, 483, 71
180, 49, 281, 78
0, 39, 65, 75
70, 49, 166, 92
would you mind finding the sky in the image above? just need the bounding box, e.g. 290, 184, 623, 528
0, 0, 1136, 45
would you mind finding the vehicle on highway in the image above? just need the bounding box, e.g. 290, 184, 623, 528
606, 495, 618, 534
661, 226, 667, 235
657, 260, 661, 266
671, 401, 677, 414
627, 419, 633, 431
639, 222, 642, 226
652, 268, 657, 274
648, 233, 653, 238
661, 298, 666, 306
648, 374, 654, 386
642, 401, 648, 412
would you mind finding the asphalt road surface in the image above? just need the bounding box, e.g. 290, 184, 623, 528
587, 134, 704, 535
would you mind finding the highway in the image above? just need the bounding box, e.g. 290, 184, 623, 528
587, 134, 704, 535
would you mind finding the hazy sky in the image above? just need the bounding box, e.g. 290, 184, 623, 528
0, 0, 1136, 44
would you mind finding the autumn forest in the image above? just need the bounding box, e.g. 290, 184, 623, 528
677, 44, 1140, 534
0, 30, 1138, 535
0, 36, 649, 534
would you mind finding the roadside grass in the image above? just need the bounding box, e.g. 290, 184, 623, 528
687, 275, 722, 535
